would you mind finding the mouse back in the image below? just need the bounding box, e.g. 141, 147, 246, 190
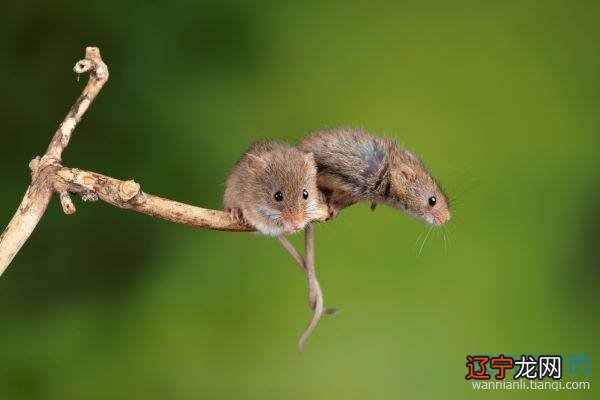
298, 128, 451, 225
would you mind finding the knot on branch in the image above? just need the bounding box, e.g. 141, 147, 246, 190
29, 155, 61, 180
73, 47, 107, 79
28, 157, 41, 174
119, 180, 141, 202
74, 59, 92, 74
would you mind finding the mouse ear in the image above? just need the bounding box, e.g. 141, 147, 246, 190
394, 164, 415, 181
247, 153, 266, 170
302, 151, 316, 166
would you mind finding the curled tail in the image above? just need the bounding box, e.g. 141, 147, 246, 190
297, 278, 325, 352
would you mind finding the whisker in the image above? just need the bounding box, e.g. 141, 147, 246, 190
418, 226, 433, 256
259, 205, 283, 222
441, 226, 447, 253
445, 225, 453, 251
305, 200, 318, 211
414, 227, 428, 252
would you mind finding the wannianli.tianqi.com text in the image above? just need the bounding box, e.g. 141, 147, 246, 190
471, 380, 590, 391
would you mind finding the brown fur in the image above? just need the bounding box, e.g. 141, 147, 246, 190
224, 141, 324, 235
297, 128, 451, 225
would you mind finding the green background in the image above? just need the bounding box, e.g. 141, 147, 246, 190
0, 0, 597, 398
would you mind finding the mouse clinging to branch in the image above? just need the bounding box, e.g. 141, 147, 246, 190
224, 140, 333, 352
224, 140, 325, 235
298, 128, 451, 225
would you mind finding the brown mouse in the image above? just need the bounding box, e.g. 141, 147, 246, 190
297, 128, 451, 225
224, 140, 323, 235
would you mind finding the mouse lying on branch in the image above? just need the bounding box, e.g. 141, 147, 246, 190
298, 128, 451, 225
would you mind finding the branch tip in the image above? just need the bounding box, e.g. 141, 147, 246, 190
85, 46, 101, 58
59, 192, 76, 215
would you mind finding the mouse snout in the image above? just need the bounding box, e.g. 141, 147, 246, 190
433, 209, 451, 225
281, 210, 307, 234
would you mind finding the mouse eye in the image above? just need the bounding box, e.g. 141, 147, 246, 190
274, 191, 283, 202
428, 196, 437, 207
302, 189, 309, 200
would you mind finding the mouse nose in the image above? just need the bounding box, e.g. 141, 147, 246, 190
283, 221, 304, 234
434, 210, 451, 225
282, 214, 306, 234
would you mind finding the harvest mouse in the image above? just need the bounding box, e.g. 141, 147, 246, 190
225, 141, 333, 350
298, 128, 451, 225
224, 140, 324, 236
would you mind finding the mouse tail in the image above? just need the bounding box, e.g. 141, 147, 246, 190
297, 280, 324, 353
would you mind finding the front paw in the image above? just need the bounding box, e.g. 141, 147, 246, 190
327, 203, 341, 220
228, 207, 243, 221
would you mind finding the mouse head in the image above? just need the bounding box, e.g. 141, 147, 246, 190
246, 148, 322, 235
388, 154, 451, 226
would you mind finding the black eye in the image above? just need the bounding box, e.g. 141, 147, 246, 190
274, 191, 283, 202
303, 189, 309, 199
428, 196, 437, 207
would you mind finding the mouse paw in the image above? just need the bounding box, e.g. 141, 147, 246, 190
228, 207, 243, 221
308, 286, 318, 310
327, 203, 341, 220
308, 280, 337, 314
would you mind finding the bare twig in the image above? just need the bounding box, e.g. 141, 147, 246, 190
45, 47, 108, 163
0, 47, 109, 276
54, 167, 261, 231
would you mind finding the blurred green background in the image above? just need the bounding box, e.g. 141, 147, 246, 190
0, 0, 598, 399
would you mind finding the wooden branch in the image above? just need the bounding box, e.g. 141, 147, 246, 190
45, 48, 108, 163
0, 46, 109, 276
54, 167, 260, 231
0, 47, 327, 277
